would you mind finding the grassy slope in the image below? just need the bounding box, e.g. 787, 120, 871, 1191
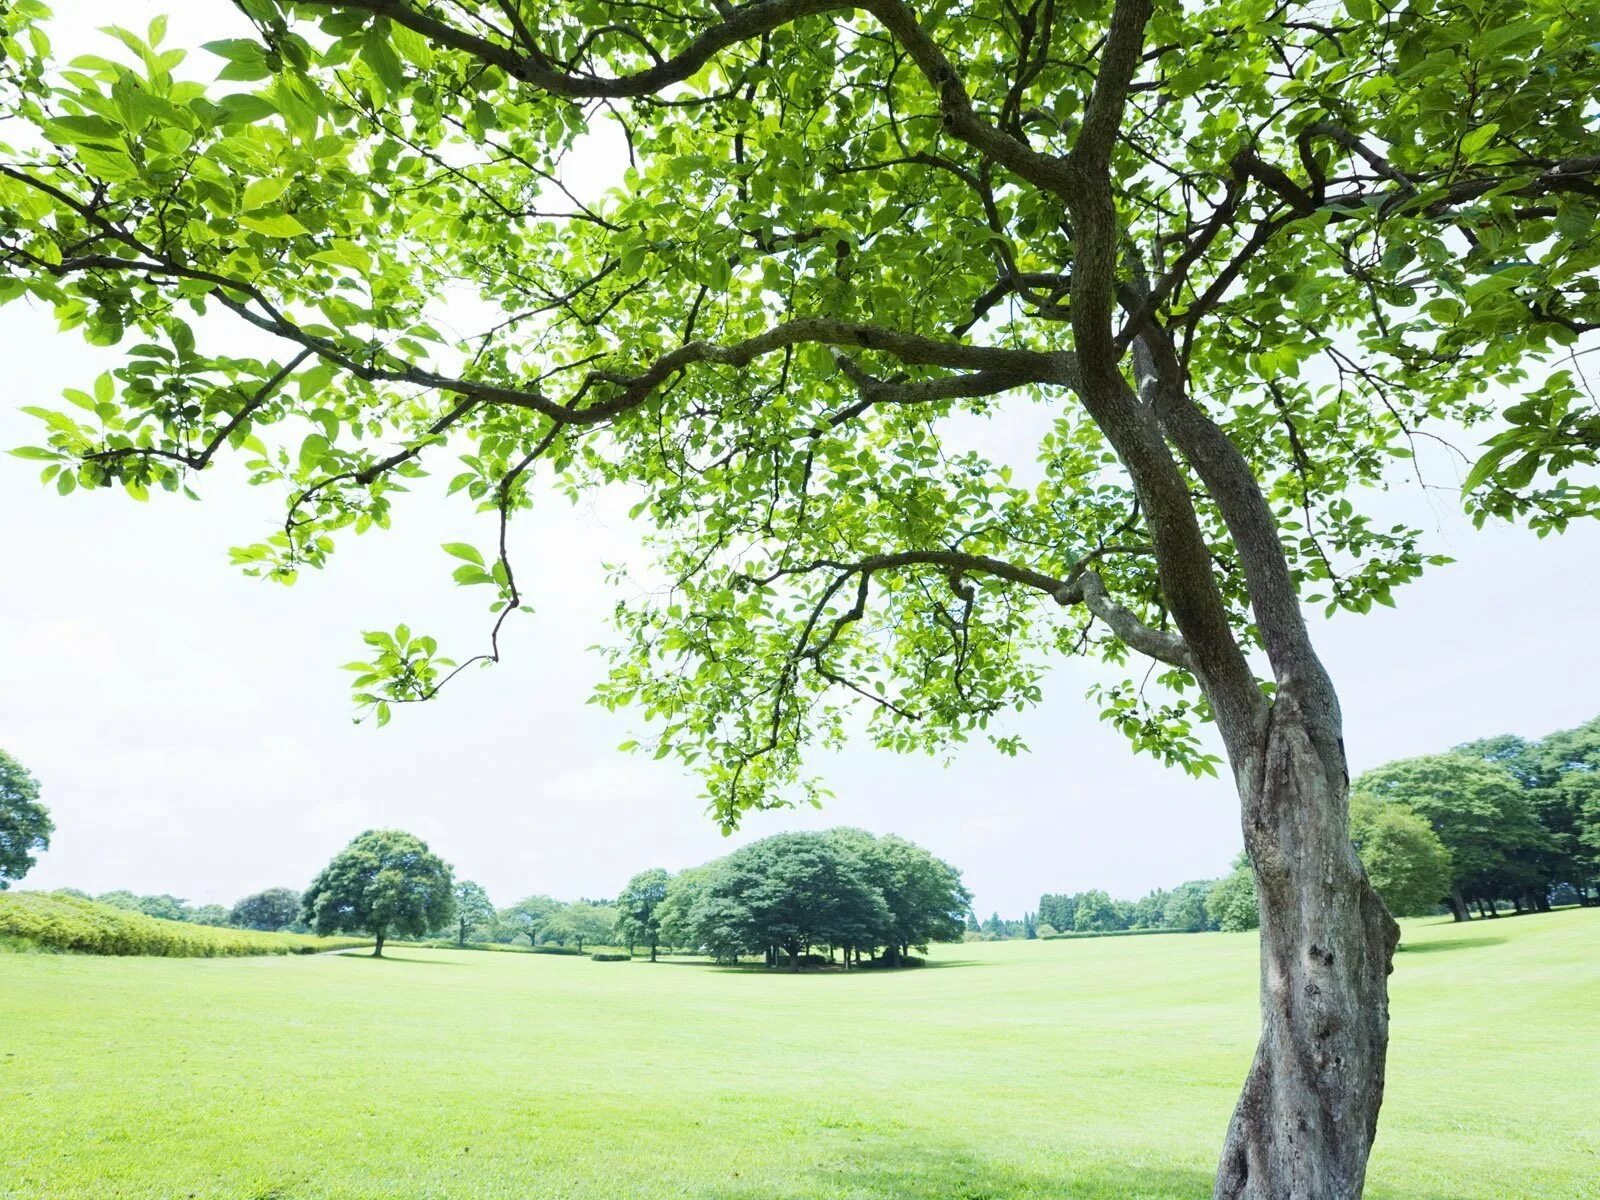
0, 909, 1594, 1200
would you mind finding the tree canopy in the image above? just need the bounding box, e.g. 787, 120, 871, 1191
1355, 754, 1549, 919
301, 828, 455, 955
229, 886, 303, 930
661, 828, 965, 968
0, 748, 52, 889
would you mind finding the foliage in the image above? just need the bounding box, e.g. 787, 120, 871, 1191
2, 0, 1592, 828
229, 886, 303, 931
0, 890, 366, 957
497, 893, 563, 948
301, 829, 454, 953
590, 952, 631, 962
613, 867, 671, 960
1355, 755, 1549, 912
540, 900, 616, 952
452, 879, 496, 946
1348, 794, 1455, 917
1458, 718, 1600, 895
0, 749, 51, 889
1206, 857, 1260, 933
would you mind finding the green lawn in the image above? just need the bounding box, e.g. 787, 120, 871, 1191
1, 909, 1595, 1200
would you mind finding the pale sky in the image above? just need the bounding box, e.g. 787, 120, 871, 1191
4, 3, 1598, 917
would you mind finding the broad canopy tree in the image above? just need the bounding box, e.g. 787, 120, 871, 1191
230, 886, 303, 930
301, 828, 455, 956
3, 0, 1597, 1194
0, 749, 51, 889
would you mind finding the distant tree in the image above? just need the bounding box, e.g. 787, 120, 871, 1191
1207, 856, 1260, 932
1024, 911, 1038, 939
1355, 756, 1546, 920
656, 869, 711, 954
230, 887, 303, 931
301, 830, 454, 956
1460, 719, 1600, 904
1131, 889, 1170, 929
452, 880, 496, 947
1036, 923, 1059, 938
981, 911, 1006, 939
1347, 795, 1454, 917
1072, 891, 1118, 933
543, 901, 617, 953
185, 904, 232, 927
0, 749, 51, 889
499, 894, 564, 949
615, 868, 672, 961
826, 829, 970, 964
1162, 881, 1217, 932
964, 912, 981, 934
692, 832, 889, 969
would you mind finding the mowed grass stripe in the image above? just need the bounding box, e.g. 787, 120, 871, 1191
1, 909, 1594, 1199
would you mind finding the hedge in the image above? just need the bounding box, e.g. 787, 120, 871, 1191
0, 891, 369, 957
590, 952, 631, 962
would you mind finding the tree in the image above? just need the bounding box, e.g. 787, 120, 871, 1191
1460, 720, 1600, 902
5, 4, 1595, 1192
1161, 881, 1216, 933
230, 887, 303, 931
499, 894, 563, 949
1072, 891, 1118, 933
98, 891, 189, 922
1355, 756, 1546, 921
186, 904, 232, 927
1347, 795, 1454, 918
453, 880, 496, 947
614, 868, 672, 961
826, 828, 970, 964
543, 901, 616, 953
301, 830, 454, 956
0, 749, 51, 889
1207, 856, 1259, 933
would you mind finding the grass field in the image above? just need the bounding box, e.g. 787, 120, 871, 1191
1, 909, 1595, 1200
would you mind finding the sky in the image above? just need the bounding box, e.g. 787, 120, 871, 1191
4, 2, 1599, 918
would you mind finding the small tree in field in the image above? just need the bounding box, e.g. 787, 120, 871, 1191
230, 887, 302, 931
499, 894, 562, 949
614, 868, 671, 962
452, 879, 496, 947
301, 830, 454, 956
0, 749, 51, 889
3, 1, 1597, 1192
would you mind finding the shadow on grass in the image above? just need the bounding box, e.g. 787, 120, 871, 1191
646, 956, 986, 975
693, 1144, 1216, 1200
334, 953, 462, 966
1396, 936, 1508, 955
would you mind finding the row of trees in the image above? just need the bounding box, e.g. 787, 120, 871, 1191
1033, 715, 1600, 937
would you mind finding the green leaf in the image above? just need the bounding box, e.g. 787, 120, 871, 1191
238, 212, 309, 238
242, 176, 289, 210
1459, 123, 1499, 159
441, 542, 484, 566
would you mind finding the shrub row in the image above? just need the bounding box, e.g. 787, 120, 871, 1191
0, 892, 369, 957
590, 952, 631, 962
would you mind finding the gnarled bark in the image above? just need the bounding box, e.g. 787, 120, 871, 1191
1214, 690, 1400, 1200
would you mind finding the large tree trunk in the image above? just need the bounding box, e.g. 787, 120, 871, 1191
373, 928, 385, 958
1214, 695, 1399, 1200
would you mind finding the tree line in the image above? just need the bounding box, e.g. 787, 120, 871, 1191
1028, 715, 1600, 935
